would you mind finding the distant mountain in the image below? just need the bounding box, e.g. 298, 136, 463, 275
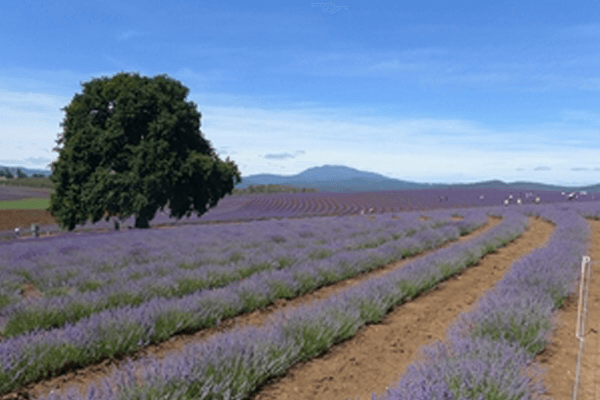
237, 165, 430, 193
0, 165, 52, 177
237, 165, 600, 193
2, 163, 597, 193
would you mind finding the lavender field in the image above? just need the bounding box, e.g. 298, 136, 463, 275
0, 185, 53, 202
0, 210, 479, 336
1, 187, 598, 241
0, 199, 599, 399
0, 208, 489, 394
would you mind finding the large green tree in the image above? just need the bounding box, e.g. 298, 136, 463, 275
49, 72, 241, 230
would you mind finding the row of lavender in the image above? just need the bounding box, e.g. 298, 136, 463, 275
376, 203, 590, 399
1, 211, 445, 298
0, 185, 52, 202
221, 188, 597, 220
1, 187, 595, 242
0, 210, 474, 336
0, 209, 464, 283
0, 210, 489, 395
33, 209, 527, 399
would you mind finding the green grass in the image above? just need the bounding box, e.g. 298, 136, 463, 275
0, 197, 50, 210
0, 177, 55, 189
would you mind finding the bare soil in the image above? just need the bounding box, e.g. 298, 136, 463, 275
0, 209, 57, 231
250, 217, 554, 400
536, 219, 600, 400
3, 217, 500, 400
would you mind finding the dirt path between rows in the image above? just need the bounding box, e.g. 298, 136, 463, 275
3, 217, 499, 400
536, 219, 600, 400
250, 217, 555, 400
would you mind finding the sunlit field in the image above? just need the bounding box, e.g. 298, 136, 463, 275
0, 198, 50, 210
0, 183, 598, 399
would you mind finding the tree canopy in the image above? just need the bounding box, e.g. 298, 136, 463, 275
0, 167, 14, 179
16, 168, 27, 179
48, 72, 241, 230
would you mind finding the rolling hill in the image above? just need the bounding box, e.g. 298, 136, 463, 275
1, 164, 598, 194
236, 165, 600, 193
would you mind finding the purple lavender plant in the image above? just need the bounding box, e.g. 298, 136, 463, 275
376, 205, 588, 400
29, 209, 523, 400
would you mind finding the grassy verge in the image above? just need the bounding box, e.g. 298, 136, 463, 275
0, 177, 54, 189
0, 198, 50, 210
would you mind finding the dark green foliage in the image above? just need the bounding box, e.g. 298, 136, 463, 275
228, 251, 246, 263
48, 72, 241, 230
353, 236, 388, 250
77, 280, 105, 292
0, 167, 13, 179
398, 280, 418, 298
0, 176, 54, 188
269, 235, 287, 244
0, 295, 13, 310
470, 315, 552, 356
277, 257, 294, 268
448, 377, 516, 400
309, 248, 333, 260
15, 168, 27, 179
268, 281, 296, 298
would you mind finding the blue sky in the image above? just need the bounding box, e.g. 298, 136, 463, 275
1, 0, 600, 185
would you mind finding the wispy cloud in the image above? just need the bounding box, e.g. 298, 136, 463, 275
579, 78, 600, 91
172, 68, 234, 89
572, 167, 590, 171
264, 150, 305, 160
2, 4, 600, 185
25, 156, 53, 167
0, 90, 66, 110
271, 43, 600, 92
560, 109, 600, 125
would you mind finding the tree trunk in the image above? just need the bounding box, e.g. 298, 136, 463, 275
134, 206, 155, 229
134, 214, 150, 229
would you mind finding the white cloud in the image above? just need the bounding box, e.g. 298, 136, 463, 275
0, 89, 69, 167
264, 150, 305, 160
0, 90, 67, 111
190, 101, 600, 185
2, 70, 600, 185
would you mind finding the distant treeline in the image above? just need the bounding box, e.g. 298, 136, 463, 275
0, 177, 317, 196
231, 184, 318, 195
0, 175, 55, 189
0, 167, 48, 179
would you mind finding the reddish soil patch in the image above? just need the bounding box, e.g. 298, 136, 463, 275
0, 209, 57, 232
537, 219, 600, 400
251, 217, 554, 400
22, 282, 43, 301
4, 218, 501, 400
